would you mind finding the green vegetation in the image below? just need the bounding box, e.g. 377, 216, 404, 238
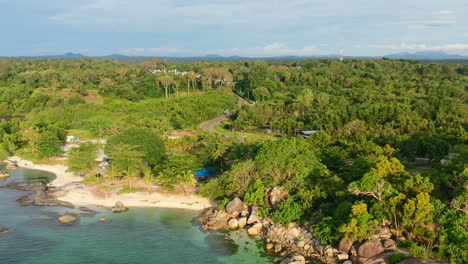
0, 58, 466, 263
68, 142, 98, 173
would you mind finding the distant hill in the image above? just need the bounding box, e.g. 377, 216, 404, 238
385, 51, 468, 60
2, 51, 466, 62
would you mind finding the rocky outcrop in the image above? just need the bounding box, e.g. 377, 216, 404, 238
48, 182, 84, 198
198, 197, 405, 264
58, 214, 78, 224
0, 227, 10, 233
198, 208, 231, 230
358, 240, 385, 259
225, 197, 245, 216
111, 201, 128, 213
99, 217, 109, 223
3, 181, 46, 192
265, 187, 288, 207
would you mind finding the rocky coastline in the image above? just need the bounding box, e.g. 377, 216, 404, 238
198, 197, 423, 264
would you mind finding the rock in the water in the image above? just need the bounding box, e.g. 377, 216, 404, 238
99, 217, 109, 222
198, 208, 231, 230
358, 240, 385, 259
0, 171, 10, 179
17, 195, 34, 206
58, 201, 75, 209
225, 197, 244, 216
58, 214, 77, 224
247, 206, 260, 224
247, 227, 259, 236
266, 243, 274, 250
79, 206, 95, 213
383, 239, 397, 251
0, 227, 10, 233
238, 217, 247, 229
228, 218, 239, 230
112, 201, 128, 213
252, 222, 263, 231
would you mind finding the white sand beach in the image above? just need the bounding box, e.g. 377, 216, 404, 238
6, 156, 215, 211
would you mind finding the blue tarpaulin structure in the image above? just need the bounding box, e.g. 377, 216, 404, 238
195, 168, 215, 179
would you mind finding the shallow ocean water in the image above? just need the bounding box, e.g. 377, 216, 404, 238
0, 165, 273, 264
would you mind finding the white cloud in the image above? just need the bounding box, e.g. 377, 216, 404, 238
368, 43, 468, 52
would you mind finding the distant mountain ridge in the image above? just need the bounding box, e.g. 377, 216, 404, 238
385, 51, 468, 60
1, 51, 467, 61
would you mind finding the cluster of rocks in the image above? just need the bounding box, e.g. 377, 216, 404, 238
199, 197, 401, 264
3, 181, 76, 208
111, 201, 128, 213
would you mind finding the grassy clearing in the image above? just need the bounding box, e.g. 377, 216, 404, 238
213, 122, 278, 143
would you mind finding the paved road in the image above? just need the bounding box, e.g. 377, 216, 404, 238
199, 115, 228, 132
198, 94, 251, 132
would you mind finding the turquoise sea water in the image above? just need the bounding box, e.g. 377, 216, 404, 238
0, 165, 273, 264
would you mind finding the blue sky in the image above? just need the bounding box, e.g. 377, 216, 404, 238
1, 0, 467, 57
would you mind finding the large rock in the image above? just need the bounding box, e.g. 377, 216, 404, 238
238, 217, 247, 229
247, 227, 259, 236
358, 240, 385, 259
378, 227, 392, 239
339, 239, 353, 253
225, 198, 244, 216
228, 218, 239, 230
265, 186, 288, 207
337, 253, 349, 260
198, 208, 231, 230
58, 214, 77, 224
286, 227, 300, 237
247, 206, 260, 224
0, 227, 10, 233
383, 239, 397, 251
112, 201, 128, 213
17, 195, 34, 206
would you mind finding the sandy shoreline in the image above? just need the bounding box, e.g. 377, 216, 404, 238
6, 156, 215, 211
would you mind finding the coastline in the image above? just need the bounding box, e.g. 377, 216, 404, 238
6, 156, 215, 211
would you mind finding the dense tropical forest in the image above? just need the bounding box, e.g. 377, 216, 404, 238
0, 58, 466, 263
